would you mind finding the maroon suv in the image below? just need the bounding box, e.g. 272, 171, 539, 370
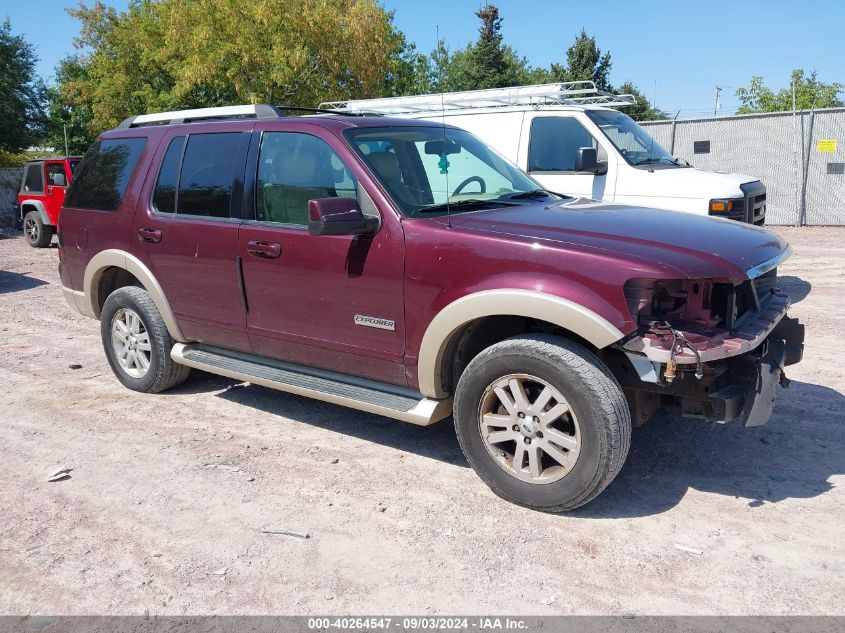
57, 105, 804, 511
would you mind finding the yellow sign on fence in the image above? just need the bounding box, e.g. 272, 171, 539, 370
817, 139, 837, 153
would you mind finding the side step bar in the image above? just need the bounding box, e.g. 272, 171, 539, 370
171, 343, 452, 426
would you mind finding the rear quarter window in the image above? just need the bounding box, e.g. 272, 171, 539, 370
65, 137, 147, 211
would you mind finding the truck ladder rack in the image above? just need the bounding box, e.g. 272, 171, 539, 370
319, 81, 637, 115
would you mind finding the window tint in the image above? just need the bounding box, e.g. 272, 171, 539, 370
23, 164, 43, 193
528, 117, 597, 172
257, 132, 357, 226
65, 138, 147, 210
177, 133, 241, 218
46, 163, 67, 187
152, 136, 185, 214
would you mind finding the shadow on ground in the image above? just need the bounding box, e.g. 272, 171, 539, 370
0, 270, 48, 294
778, 275, 812, 303
173, 371, 844, 517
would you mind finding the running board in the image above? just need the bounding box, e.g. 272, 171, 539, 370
171, 343, 451, 426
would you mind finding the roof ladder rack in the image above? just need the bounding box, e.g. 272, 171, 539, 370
319, 81, 637, 115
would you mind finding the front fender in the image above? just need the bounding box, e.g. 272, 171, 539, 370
417, 289, 626, 399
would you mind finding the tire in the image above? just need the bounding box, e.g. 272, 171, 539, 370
453, 334, 631, 512
23, 210, 53, 248
100, 286, 190, 393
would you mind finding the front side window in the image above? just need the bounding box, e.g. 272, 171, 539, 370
586, 110, 679, 168
65, 138, 147, 211
46, 163, 67, 187
177, 133, 242, 218
256, 132, 357, 226
22, 163, 44, 193
528, 117, 597, 172
346, 126, 552, 218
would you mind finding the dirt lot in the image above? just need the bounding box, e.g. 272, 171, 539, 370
0, 226, 843, 616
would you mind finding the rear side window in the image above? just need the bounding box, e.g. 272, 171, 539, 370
22, 164, 43, 193
177, 133, 241, 218
65, 138, 147, 210
528, 117, 597, 172
152, 136, 185, 214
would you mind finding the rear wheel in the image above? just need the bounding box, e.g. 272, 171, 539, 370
23, 211, 52, 248
453, 334, 631, 512
100, 286, 190, 393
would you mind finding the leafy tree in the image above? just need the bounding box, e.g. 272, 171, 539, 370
550, 28, 613, 91
0, 19, 46, 152
735, 69, 843, 113
616, 82, 668, 121
65, 0, 404, 134
45, 56, 96, 155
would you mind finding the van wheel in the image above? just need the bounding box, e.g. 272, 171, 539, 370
100, 286, 190, 393
23, 211, 52, 248
453, 334, 631, 512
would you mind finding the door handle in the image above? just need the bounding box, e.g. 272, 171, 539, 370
137, 228, 162, 243
246, 240, 281, 259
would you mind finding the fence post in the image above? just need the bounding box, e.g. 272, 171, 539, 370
799, 110, 815, 227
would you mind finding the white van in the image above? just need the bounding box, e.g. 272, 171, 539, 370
322, 82, 767, 225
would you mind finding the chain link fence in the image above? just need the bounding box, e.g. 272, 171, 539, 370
641, 108, 845, 225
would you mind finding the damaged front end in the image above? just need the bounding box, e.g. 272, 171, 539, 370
610, 251, 805, 427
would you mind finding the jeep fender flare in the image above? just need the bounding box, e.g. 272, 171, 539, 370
19, 199, 50, 225
82, 249, 185, 341
417, 289, 626, 399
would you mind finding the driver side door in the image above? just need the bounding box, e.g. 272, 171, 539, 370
519, 114, 616, 202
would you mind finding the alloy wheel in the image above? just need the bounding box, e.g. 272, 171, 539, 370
110, 308, 152, 378
478, 373, 581, 484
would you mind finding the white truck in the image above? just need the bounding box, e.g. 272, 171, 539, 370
321, 82, 767, 225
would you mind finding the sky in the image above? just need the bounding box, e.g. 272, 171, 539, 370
3, 0, 843, 118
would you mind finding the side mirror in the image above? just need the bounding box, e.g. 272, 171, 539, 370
575, 147, 608, 175
52, 173, 67, 187
308, 198, 379, 237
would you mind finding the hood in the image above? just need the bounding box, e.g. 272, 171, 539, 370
443, 198, 788, 282
634, 167, 759, 200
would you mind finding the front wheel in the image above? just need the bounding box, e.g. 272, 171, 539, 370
453, 334, 631, 512
23, 211, 53, 248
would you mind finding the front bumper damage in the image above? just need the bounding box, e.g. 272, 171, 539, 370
618, 308, 805, 428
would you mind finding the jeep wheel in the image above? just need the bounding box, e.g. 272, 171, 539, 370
453, 334, 631, 512
100, 286, 190, 393
23, 211, 52, 248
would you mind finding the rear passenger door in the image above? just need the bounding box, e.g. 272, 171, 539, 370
238, 122, 407, 386
132, 126, 252, 352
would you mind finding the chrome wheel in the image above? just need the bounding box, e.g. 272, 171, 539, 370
478, 374, 581, 484
110, 308, 152, 378
24, 216, 39, 242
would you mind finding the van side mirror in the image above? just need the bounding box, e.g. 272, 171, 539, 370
308, 198, 379, 237
575, 147, 607, 175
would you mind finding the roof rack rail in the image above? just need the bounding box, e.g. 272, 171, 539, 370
319, 81, 637, 115
117, 104, 377, 129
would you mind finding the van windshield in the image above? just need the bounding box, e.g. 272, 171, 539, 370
345, 126, 557, 218
586, 110, 683, 168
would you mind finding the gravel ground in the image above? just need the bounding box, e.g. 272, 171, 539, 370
0, 226, 843, 616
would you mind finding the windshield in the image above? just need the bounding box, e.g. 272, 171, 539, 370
345, 126, 557, 218
586, 110, 681, 168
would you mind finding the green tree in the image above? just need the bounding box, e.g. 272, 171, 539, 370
0, 19, 46, 152
65, 0, 404, 134
550, 28, 613, 91
736, 69, 843, 113
616, 82, 668, 121
45, 56, 95, 155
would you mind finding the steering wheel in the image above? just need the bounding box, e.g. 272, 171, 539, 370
452, 176, 486, 196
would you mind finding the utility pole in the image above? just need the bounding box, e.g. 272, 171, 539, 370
63, 124, 69, 156
713, 85, 722, 117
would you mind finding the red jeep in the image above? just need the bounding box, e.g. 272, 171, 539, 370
17, 157, 81, 247
57, 105, 804, 511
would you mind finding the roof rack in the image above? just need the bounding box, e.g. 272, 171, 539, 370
319, 81, 637, 115
117, 104, 376, 129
